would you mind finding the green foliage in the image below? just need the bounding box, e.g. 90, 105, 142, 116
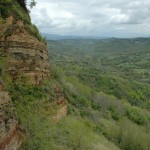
126, 106, 149, 125
100, 118, 150, 150
109, 105, 121, 121
17, 0, 28, 12
9, 83, 57, 149
6, 78, 100, 149
54, 117, 98, 150
48, 38, 150, 110
0, 0, 12, 17
48, 38, 150, 150
0, 0, 30, 21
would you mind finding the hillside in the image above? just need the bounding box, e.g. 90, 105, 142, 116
48, 38, 150, 109
48, 38, 150, 150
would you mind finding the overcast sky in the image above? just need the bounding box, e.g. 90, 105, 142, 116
28, 0, 150, 37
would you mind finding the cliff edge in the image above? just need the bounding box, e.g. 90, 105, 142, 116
0, 1, 53, 149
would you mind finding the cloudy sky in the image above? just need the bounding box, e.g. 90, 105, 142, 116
28, 0, 150, 37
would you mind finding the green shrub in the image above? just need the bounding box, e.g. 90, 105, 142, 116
126, 106, 148, 125
109, 105, 121, 120
100, 118, 150, 150
118, 119, 150, 150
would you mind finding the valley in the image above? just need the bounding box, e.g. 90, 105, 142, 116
47, 38, 150, 150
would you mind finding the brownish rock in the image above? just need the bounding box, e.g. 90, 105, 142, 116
0, 16, 51, 85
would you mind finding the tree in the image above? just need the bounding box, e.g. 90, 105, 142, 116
30, 0, 37, 8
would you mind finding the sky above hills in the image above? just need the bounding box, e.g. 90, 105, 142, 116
28, 0, 150, 37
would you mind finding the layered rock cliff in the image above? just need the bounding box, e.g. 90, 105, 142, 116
0, 1, 54, 149
0, 16, 50, 85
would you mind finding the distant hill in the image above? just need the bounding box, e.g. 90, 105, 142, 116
42, 33, 108, 40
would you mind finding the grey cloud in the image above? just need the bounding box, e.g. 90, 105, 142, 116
87, 0, 150, 25
28, 0, 150, 37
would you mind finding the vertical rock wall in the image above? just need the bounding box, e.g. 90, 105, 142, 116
0, 17, 51, 85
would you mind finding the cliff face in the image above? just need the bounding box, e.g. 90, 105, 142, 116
0, 19, 50, 149
0, 16, 50, 85
0, 1, 52, 149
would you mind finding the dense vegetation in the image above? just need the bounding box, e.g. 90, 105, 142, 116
48, 38, 150, 109
47, 38, 150, 150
